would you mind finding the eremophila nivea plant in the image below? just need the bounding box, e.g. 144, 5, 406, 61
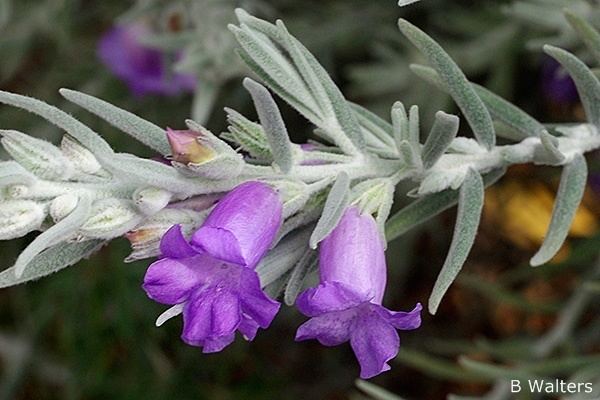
2, 6, 600, 379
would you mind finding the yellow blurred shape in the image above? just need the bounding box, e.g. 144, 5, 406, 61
484, 181, 598, 261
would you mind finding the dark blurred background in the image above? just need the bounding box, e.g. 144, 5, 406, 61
1, 0, 599, 399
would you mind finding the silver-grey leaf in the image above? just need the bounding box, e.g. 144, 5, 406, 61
530, 154, 587, 267
59, 89, 171, 155
421, 111, 460, 169
284, 250, 318, 306
429, 168, 484, 314
544, 45, 600, 127
0, 90, 114, 158
0, 240, 105, 288
398, 20, 495, 150
410, 64, 545, 140
243, 78, 294, 173
14, 192, 92, 277
309, 172, 350, 249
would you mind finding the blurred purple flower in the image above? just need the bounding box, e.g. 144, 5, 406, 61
143, 181, 283, 352
541, 57, 579, 105
98, 24, 196, 97
295, 207, 422, 379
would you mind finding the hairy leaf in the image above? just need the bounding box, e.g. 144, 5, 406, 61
309, 172, 350, 249
531, 154, 587, 267
544, 45, 600, 127
60, 89, 170, 155
429, 169, 484, 315
0, 240, 105, 288
385, 168, 504, 242
398, 20, 495, 150
422, 111, 460, 169
243, 78, 293, 173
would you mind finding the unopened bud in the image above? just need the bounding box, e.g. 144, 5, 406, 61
125, 208, 205, 262
169, 121, 244, 180
133, 187, 172, 215
61, 135, 103, 175
1, 130, 74, 180
50, 194, 79, 222
0, 200, 46, 240
167, 128, 215, 164
79, 198, 142, 239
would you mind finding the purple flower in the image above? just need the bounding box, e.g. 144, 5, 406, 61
98, 24, 196, 97
143, 181, 283, 352
295, 207, 422, 379
541, 57, 579, 105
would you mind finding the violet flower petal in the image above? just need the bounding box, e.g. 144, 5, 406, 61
350, 307, 400, 379
238, 315, 260, 341
238, 267, 281, 328
295, 281, 367, 317
379, 303, 423, 330
142, 256, 206, 304
159, 224, 197, 259
173, 261, 279, 351
191, 181, 283, 268
295, 310, 353, 346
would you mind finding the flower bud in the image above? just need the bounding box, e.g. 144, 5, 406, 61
1, 130, 74, 180
79, 198, 142, 239
125, 208, 204, 262
133, 187, 172, 215
167, 128, 215, 165
0, 200, 46, 240
60, 135, 103, 175
168, 122, 244, 180
50, 194, 79, 222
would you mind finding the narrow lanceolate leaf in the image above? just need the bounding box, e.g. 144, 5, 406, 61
14, 193, 92, 278
564, 10, 600, 65
398, 20, 495, 150
531, 154, 587, 267
243, 78, 293, 173
392, 101, 410, 149
59, 89, 171, 155
385, 168, 505, 242
284, 250, 317, 306
0, 240, 105, 288
429, 168, 484, 315
422, 111, 460, 169
409, 105, 420, 145
544, 45, 600, 127
0, 90, 114, 158
309, 172, 350, 249
410, 64, 544, 140
233, 14, 364, 155
399, 140, 422, 170
279, 23, 365, 153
